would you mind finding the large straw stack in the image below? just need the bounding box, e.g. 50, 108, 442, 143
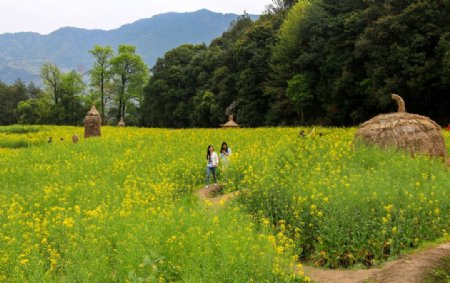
84, 105, 102, 138
355, 94, 446, 157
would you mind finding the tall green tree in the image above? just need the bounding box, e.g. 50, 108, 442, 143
266, 0, 321, 124
0, 80, 29, 125
40, 63, 62, 105
190, 90, 220, 126
142, 44, 207, 127
234, 14, 280, 126
60, 71, 86, 125
355, 0, 450, 122
36, 63, 89, 125
267, 0, 299, 13
17, 96, 53, 125
26, 82, 42, 99
286, 74, 312, 124
89, 45, 114, 124
143, 12, 283, 127
142, 0, 450, 127
111, 45, 148, 123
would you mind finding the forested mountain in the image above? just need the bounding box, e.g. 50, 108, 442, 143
0, 9, 258, 84
143, 0, 450, 127
1, 0, 449, 128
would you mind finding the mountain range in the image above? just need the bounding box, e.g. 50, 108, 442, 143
0, 9, 258, 84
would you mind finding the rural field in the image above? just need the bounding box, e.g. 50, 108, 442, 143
0, 125, 449, 282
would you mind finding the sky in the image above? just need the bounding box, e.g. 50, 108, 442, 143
0, 0, 270, 34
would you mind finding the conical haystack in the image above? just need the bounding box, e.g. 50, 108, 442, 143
118, 117, 125, 127
355, 94, 446, 157
84, 105, 102, 138
220, 115, 240, 128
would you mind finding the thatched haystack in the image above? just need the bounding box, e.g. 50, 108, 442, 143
118, 117, 125, 127
84, 105, 102, 138
220, 115, 240, 128
355, 94, 446, 158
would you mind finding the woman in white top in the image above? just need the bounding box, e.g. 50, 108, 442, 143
205, 145, 219, 187
219, 141, 231, 168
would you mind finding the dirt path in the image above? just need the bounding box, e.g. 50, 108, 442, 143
302, 266, 376, 283
195, 187, 450, 283
304, 242, 450, 283
195, 184, 239, 206
369, 242, 450, 283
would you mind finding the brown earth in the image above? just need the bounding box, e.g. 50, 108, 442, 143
301, 243, 450, 283
196, 184, 239, 206
196, 186, 450, 283
369, 242, 450, 283
302, 266, 376, 283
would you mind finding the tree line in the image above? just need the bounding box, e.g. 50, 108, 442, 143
1, 0, 449, 127
1, 44, 147, 126
142, 0, 450, 127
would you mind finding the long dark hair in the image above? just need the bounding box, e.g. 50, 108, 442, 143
206, 145, 213, 160
221, 142, 228, 153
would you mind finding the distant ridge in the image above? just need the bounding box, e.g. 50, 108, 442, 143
0, 9, 258, 84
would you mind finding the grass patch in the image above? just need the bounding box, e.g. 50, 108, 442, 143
0, 125, 40, 134
422, 255, 450, 283
0, 139, 31, 148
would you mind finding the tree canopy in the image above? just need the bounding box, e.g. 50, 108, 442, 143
141, 0, 449, 127
2, 1, 449, 127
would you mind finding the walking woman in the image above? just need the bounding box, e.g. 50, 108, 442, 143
219, 141, 231, 168
205, 145, 219, 188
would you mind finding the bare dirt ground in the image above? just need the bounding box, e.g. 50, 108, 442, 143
300, 243, 450, 283
368, 242, 450, 283
196, 186, 450, 283
302, 266, 377, 283
196, 184, 239, 205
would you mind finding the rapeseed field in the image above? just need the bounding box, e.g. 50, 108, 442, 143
0, 125, 449, 281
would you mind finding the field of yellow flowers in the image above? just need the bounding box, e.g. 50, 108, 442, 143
0, 125, 305, 282
0, 125, 449, 281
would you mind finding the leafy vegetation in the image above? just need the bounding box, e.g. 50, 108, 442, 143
0, 125, 449, 281
142, 0, 450, 127
11, 44, 148, 126
0, 80, 36, 125
231, 128, 450, 268
0, 126, 306, 282
0, 125, 42, 148
0, 125, 39, 134
0, 138, 31, 149
2, 0, 449, 128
